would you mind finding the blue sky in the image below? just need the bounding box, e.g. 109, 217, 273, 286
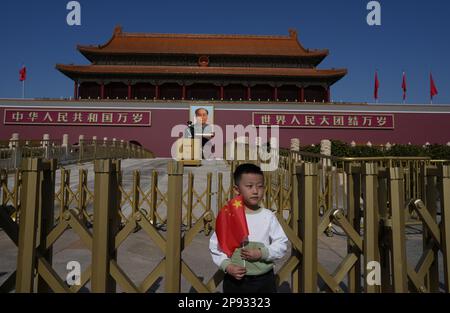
1, 0, 449, 104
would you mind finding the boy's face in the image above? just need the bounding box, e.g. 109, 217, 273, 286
234, 173, 265, 208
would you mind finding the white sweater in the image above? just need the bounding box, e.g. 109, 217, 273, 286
209, 208, 288, 272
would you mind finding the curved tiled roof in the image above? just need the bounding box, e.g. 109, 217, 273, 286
56, 64, 347, 79
77, 26, 328, 59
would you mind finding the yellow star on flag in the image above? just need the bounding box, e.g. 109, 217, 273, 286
232, 199, 242, 209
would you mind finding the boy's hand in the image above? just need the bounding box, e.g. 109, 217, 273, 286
226, 264, 246, 280
240, 248, 262, 261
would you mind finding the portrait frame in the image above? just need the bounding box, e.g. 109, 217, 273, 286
189, 104, 214, 135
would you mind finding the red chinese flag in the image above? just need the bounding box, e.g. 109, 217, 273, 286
215, 195, 249, 257
402, 72, 407, 100
19, 66, 26, 81
374, 71, 380, 100
430, 73, 438, 100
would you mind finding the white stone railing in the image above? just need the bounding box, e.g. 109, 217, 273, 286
0, 133, 154, 170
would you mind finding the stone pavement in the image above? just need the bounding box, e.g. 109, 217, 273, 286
0, 159, 445, 292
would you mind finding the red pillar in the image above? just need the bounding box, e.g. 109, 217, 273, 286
155, 85, 160, 99
100, 83, 105, 100
74, 81, 79, 100
274, 86, 278, 101
128, 83, 132, 100
300, 87, 305, 102
220, 86, 224, 100
326, 86, 330, 102
247, 86, 251, 101
182, 84, 186, 100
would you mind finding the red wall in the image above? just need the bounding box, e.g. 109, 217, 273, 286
1, 100, 450, 157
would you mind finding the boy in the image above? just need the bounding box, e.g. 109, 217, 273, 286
209, 163, 288, 293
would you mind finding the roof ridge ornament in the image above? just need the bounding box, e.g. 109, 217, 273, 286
288, 29, 298, 39
114, 25, 123, 36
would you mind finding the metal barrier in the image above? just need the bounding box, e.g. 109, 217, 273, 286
1, 156, 450, 292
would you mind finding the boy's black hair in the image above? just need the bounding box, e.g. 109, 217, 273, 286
233, 163, 264, 185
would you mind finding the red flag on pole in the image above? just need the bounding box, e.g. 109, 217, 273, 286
401, 72, 407, 101
430, 73, 438, 100
19, 66, 27, 81
374, 71, 380, 100
215, 195, 249, 257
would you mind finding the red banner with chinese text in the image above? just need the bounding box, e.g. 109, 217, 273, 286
4, 109, 151, 127
252, 112, 394, 129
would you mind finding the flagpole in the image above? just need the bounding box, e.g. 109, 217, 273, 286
430, 71, 438, 105
402, 70, 406, 104
374, 69, 379, 104
19, 64, 27, 98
